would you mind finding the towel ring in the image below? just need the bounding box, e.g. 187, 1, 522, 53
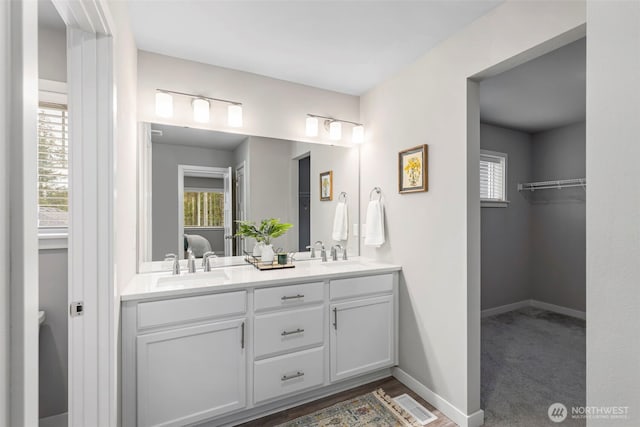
338, 192, 347, 202
369, 187, 382, 201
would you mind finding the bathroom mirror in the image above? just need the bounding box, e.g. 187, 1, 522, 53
137, 122, 360, 272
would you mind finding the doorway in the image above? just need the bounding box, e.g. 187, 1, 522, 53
298, 155, 311, 251
179, 165, 233, 258
473, 38, 586, 425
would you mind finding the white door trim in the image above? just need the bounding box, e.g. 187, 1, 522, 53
67, 27, 115, 427
6, 1, 39, 425
54, 0, 116, 425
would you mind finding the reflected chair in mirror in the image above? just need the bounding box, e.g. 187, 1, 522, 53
184, 234, 213, 258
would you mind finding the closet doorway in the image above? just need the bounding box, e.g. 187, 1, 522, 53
475, 38, 586, 426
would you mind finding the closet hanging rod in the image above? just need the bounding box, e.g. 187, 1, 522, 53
518, 178, 586, 192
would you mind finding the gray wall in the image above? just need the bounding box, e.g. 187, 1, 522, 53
480, 122, 585, 312
246, 136, 296, 252
38, 249, 68, 418
480, 123, 532, 310
38, 22, 68, 419
530, 122, 586, 311
151, 142, 234, 260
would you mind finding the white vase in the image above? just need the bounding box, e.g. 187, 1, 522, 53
261, 244, 275, 263
253, 242, 264, 257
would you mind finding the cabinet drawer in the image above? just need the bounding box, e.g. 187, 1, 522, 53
254, 305, 324, 358
138, 291, 246, 329
254, 282, 324, 311
330, 274, 393, 301
254, 347, 324, 403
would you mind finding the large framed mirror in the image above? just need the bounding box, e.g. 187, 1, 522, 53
137, 122, 360, 272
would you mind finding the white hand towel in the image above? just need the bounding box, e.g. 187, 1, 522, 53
364, 199, 385, 247
332, 201, 349, 241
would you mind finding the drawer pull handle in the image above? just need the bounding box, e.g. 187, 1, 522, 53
281, 294, 304, 301
281, 328, 304, 336
281, 371, 304, 381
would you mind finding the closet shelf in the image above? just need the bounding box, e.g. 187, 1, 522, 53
518, 178, 586, 192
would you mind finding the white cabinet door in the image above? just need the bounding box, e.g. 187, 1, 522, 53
137, 319, 246, 427
330, 295, 394, 382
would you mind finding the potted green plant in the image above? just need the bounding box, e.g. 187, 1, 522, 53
235, 218, 293, 262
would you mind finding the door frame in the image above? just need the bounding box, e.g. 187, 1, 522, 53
234, 161, 247, 255
52, 1, 117, 426
466, 25, 586, 416
178, 165, 233, 257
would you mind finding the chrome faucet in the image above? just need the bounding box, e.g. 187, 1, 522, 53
203, 252, 218, 272
313, 241, 327, 262
202, 251, 215, 267
331, 245, 344, 261
305, 245, 316, 258
165, 253, 180, 275
186, 249, 197, 273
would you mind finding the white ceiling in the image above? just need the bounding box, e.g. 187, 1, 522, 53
128, 0, 502, 95
151, 124, 248, 151
479, 38, 586, 134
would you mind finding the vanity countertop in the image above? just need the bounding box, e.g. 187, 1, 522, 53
121, 257, 401, 302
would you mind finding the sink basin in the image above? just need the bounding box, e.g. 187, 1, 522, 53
157, 270, 230, 287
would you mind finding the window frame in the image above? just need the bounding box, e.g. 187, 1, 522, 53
480, 149, 509, 208
183, 187, 225, 230
38, 79, 69, 248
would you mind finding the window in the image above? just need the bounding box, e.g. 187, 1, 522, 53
480, 150, 508, 207
184, 189, 225, 228
38, 102, 69, 228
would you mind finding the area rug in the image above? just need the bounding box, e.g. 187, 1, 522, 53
276, 388, 421, 427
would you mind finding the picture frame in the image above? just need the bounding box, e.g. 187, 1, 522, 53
398, 144, 428, 193
320, 170, 333, 201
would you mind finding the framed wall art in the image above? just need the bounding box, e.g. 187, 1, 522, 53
399, 144, 428, 193
320, 170, 333, 201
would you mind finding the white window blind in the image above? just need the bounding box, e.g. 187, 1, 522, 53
480, 151, 507, 202
38, 102, 69, 228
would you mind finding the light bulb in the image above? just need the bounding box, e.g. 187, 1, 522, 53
192, 98, 210, 123
228, 104, 243, 127
352, 125, 364, 144
306, 116, 319, 137
329, 121, 342, 141
155, 92, 173, 118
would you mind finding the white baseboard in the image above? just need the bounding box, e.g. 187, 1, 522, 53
392, 367, 484, 427
481, 299, 585, 320
480, 300, 529, 318
529, 299, 586, 320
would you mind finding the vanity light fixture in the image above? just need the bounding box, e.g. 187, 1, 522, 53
192, 98, 210, 123
329, 121, 342, 141
155, 91, 173, 118
306, 114, 364, 143
352, 125, 364, 144
155, 89, 243, 127
305, 116, 319, 137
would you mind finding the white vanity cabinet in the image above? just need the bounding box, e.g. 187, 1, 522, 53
137, 319, 246, 427
122, 268, 399, 427
329, 274, 396, 382
122, 290, 248, 427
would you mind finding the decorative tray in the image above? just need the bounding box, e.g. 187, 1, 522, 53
244, 251, 295, 271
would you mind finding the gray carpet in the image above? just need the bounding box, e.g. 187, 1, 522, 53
481, 307, 585, 426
